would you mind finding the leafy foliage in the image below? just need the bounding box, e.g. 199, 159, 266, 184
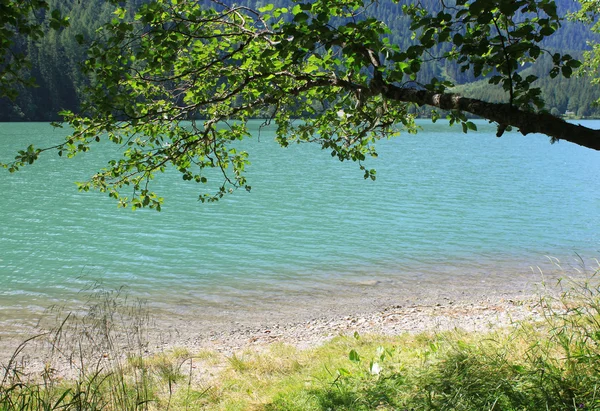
405, 0, 582, 109
47, 0, 419, 209
2, 0, 599, 208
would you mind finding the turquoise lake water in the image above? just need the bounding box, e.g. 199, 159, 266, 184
1, 120, 599, 331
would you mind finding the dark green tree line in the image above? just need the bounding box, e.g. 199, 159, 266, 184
1, 0, 598, 121
0, 0, 145, 120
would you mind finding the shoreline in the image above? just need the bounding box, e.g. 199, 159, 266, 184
173, 293, 544, 356
146, 269, 554, 355
3, 253, 591, 377
1, 282, 548, 377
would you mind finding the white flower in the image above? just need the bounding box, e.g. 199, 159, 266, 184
337, 109, 352, 119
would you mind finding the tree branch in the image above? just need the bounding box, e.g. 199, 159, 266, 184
379, 84, 600, 151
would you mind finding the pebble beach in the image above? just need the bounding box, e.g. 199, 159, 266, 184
0, 282, 548, 379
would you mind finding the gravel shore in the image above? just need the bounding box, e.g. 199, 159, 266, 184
0, 289, 546, 379
2, 262, 566, 380
166, 294, 543, 356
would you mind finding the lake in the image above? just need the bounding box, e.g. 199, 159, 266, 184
1, 119, 599, 335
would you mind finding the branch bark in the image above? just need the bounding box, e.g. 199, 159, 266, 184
380, 84, 600, 151
295, 72, 600, 151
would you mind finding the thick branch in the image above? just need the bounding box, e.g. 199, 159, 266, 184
380, 84, 600, 151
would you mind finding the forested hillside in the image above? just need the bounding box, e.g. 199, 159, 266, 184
1, 0, 598, 121
453, 53, 600, 117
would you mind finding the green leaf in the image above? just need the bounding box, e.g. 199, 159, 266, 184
293, 12, 309, 23
561, 65, 573, 78
337, 368, 351, 376
114, 7, 127, 19
349, 349, 361, 363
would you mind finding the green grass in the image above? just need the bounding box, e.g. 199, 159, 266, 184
3, 271, 600, 410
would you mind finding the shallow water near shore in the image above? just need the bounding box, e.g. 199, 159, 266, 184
1, 119, 599, 338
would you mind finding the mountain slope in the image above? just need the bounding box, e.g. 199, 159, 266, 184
0, 0, 597, 121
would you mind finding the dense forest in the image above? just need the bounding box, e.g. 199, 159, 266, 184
1, 0, 599, 121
